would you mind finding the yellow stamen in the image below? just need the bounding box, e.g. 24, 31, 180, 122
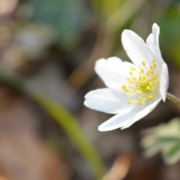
129, 72, 133, 76
124, 59, 160, 106
121, 85, 126, 89
131, 67, 136, 71
128, 100, 136, 104
141, 69, 144, 73
142, 62, 146, 66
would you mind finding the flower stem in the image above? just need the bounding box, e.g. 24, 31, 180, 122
166, 92, 180, 106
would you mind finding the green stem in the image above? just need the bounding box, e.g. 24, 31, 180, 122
0, 68, 106, 179
166, 92, 180, 106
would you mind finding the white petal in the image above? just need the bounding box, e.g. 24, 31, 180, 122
98, 98, 161, 131
95, 57, 134, 88
146, 24, 160, 56
160, 63, 169, 102
98, 111, 136, 131
146, 24, 169, 101
84, 88, 132, 114
146, 23, 164, 65
121, 98, 161, 129
94, 57, 136, 99
121, 29, 155, 67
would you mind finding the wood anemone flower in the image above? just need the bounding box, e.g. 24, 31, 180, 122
84, 23, 169, 131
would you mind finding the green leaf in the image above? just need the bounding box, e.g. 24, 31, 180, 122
143, 137, 180, 157
28, 0, 90, 47
163, 144, 180, 164
0, 68, 106, 179
141, 118, 180, 165
159, 6, 180, 67
32, 92, 106, 179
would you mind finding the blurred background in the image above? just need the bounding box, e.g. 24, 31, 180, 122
0, 0, 180, 179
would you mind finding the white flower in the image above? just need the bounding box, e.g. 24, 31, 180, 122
84, 23, 169, 131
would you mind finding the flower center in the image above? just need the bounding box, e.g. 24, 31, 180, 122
121, 59, 160, 106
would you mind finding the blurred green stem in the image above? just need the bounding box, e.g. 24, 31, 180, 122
0, 68, 106, 179
166, 92, 180, 106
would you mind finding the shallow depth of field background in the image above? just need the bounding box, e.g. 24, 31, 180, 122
0, 0, 180, 180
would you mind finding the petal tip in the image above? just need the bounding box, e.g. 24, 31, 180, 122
98, 124, 116, 132
94, 58, 105, 67
84, 90, 93, 99
152, 23, 158, 28
98, 124, 109, 132
83, 100, 88, 107
98, 121, 118, 132
161, 91, 167, 102
152, 23, 160, 33
121, 30, 132, 39
94, 57, 122, 73
162, 96, 166, 102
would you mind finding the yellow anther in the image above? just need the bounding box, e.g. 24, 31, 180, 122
151, 95, 156, 100
144, 97, 150, 103
148, 70, 153, 75
141, 101, 145, 105
131, 67, 136, 71
146, 73, 150, 76
125, 60, 159, 106
136, 90, 142, 95
146, 86, 152, 91
157, 81, 160, 86
141, 69, 144, 73
128, 100, 136, 104
121, 85, 126, 89
153, 75, 159, 80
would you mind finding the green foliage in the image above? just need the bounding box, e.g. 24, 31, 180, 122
29, 0, 90, 47
159, 6, 180, 66
90, 0, 124, 19
141, 118, 180, 164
